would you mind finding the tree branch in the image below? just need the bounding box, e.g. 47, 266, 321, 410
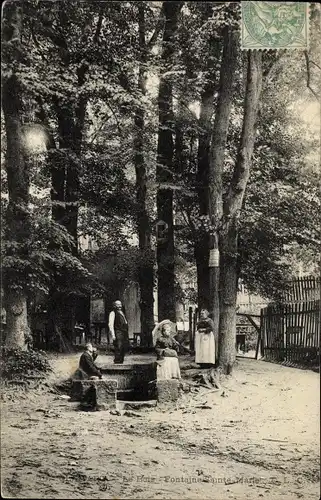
172, 93, 200, 122
175, 195, 197, 240
74, 11, 106, 151
309, 59, 321, 71
30, 20, 41, 49
102, 103, 122, 136
87, 115, 112, 144
263, 49, 286, 80
35, 97, 56, 150
93, 5, 105, 44
304, 51, 320, 100
224, 50, 263, 219
147, 4, 165, 50
209, 27, 239, 226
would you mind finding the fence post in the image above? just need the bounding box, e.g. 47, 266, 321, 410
260, 308, 264, 357
192, 307, 198, 350
189, 306, 193, 350
255, 325, 261, 360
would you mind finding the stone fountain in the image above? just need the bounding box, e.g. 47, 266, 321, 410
71, 357, 182, 410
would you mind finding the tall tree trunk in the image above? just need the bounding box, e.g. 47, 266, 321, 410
2, 2, 30, 349
39, 13, 97, 347
156, 1, 181, 321
48, 83, 86, 344
47, 108, 80, 345
219, 50, 263, 374
55, 108, 80, 250
64, 63, 86, 249
208, 28, 238, 343
134, 3, 154, 346
218, 221, 238, 374
195, 237, 210, 310
195, 54, 217, 310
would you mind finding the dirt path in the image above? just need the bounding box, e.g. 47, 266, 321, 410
1, 356, 319, 499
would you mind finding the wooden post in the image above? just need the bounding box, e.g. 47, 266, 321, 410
260, 308, 264, 358
283, 303, 288, 362
193, 308, 198, 349
189, 306, 193, 350
255, 327, 261, 360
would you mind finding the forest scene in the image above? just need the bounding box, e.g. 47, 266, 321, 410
1, 2, 320, 500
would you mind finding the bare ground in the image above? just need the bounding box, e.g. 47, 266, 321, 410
1, 354, 320, 500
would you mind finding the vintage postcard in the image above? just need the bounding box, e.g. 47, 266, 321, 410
1, 1, 320, 499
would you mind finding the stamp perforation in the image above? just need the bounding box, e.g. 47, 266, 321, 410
240, 2, 310, 51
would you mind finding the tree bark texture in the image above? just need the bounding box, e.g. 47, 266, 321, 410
219, 50, 263, 374
195, 74, 216, 310
195, 241, 210, 311
2, 2, 30, 349
208, 28, 238, 340
4, 291, 29, 350
156, 1, 182, 322
47, 104, 83, 345
134, 3, 154, 346
218, 221, 238, 374
48, 13, 90, 248
47, 46, 88, 343
52, 103, 83, 252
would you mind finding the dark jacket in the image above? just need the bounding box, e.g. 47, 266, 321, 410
114, 310, 128, 334
79, 351, 102, 378
155, 335, 179, 360
197, 318, 215, 334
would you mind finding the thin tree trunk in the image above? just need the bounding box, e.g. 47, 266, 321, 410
208, 28, 238, 346
134, 3, 154, 346
219, 50, 263, 374
156, 1, 181, 321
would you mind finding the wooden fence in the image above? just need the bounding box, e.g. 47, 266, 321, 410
261, 299, 320, 363
187, 276, 320, 363
282, 276, 320, 303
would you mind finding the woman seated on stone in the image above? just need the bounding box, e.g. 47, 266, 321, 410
153, 320, 181, 380
195, 309, 216, 368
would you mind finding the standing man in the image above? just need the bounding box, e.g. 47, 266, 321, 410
108, 300, 129, 364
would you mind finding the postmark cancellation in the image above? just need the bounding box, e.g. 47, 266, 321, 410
241, 2, 309, 50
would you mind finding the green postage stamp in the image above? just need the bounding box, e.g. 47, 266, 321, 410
241, 2, 309, 50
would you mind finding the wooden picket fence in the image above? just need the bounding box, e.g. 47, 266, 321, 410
261, 298, 320, 364
281, 276, 320, 303
187, 276, 320, 364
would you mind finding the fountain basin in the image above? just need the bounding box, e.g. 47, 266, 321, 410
98, 362, 157, 399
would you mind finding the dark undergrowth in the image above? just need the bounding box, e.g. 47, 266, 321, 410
0, 346, 52, 382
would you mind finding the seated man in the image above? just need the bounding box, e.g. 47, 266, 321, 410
78, 343, 102, 380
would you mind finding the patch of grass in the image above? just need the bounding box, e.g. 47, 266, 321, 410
0, 346, 52, 381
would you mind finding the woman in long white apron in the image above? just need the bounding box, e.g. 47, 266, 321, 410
195, 309, 216, 367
